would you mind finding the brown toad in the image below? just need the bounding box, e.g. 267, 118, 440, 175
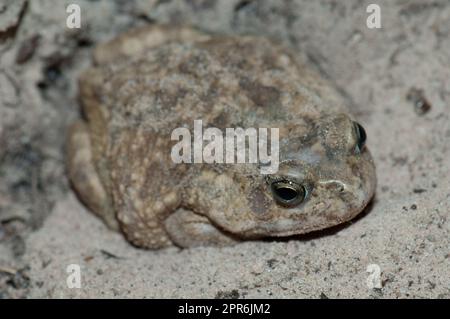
67, 25, 376, 249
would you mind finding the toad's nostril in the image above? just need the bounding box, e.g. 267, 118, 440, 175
320, 180, 346, 193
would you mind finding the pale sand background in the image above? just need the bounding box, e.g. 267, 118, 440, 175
0, 0, 449, 298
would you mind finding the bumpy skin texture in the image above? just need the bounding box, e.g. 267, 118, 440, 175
67, 25, 376, 249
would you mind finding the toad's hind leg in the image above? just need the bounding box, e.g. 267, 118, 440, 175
164, 209, 239, 248
67, 121, 118, 230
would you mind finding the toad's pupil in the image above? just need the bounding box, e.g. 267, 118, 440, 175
275, 186, 298, 201
354, 122, 367, 152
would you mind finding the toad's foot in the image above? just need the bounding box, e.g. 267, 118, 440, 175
164, 208, 239, 248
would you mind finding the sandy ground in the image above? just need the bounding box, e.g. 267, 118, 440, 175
0, 0, 449, 298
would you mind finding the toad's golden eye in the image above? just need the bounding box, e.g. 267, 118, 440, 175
271, 180, 306, 207
353, 121, 367, 153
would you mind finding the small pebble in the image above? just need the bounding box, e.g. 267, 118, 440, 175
406, 87, 431, 115
16, 34, 40, 64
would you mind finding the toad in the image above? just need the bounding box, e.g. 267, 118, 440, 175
67, 25, 376, 249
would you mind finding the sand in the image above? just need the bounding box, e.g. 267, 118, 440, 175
0, 0, 449, 298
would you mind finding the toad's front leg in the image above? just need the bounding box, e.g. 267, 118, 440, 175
164, 208, 239, 248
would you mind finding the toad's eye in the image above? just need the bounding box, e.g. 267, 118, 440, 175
271, 180, 306, 207
353, 121, 367, 153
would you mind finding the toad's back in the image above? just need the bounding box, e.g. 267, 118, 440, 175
80, 27, 348, 135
